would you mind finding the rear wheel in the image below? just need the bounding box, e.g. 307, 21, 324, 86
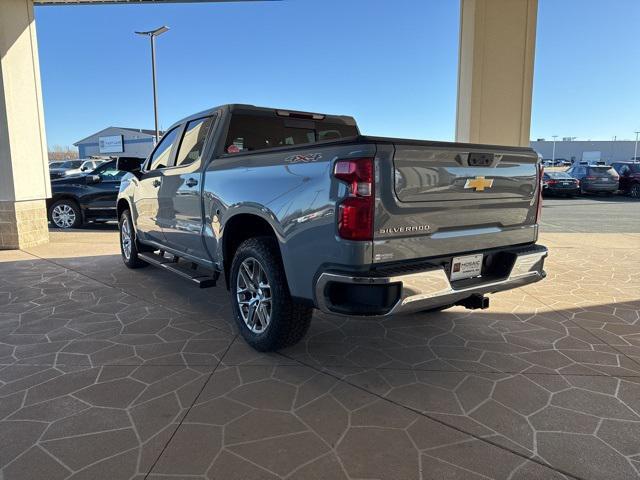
119, 210, 148, 269
48, 199, 82, 229
230, 237, 312, 351
631, 183, 640, 199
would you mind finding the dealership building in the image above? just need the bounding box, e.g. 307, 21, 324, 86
73, 127, 158, 159
531, 139, 639, 164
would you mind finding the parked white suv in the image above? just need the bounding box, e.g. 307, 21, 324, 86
63, 159, 105, 177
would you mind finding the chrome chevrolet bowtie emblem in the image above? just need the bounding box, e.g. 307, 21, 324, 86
464, 176, 494, 191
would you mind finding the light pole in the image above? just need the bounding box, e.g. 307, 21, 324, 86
634, 131, 639, 161
135, 26, 169, 143
552, 135, 558, 163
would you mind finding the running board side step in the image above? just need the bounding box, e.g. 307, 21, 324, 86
138, 251, 219, 288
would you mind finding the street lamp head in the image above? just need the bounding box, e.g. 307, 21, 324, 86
135, 26, 169, 37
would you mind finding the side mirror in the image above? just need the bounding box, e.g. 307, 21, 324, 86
116, 157, 143, 175
87, 174, 101, 185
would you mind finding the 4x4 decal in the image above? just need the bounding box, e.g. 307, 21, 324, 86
284, 153, 323, 163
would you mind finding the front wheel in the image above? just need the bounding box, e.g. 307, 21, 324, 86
119, 210, 148, 269
631, 183, 640, 199
230, 237, 312, 351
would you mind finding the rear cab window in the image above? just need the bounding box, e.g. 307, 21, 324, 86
223, 109, 359, 155
587, 166, 617, 177
546, 172, 571, 179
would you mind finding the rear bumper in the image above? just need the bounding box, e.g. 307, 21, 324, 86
582, 183, 617, 192
315, 245, 548, 316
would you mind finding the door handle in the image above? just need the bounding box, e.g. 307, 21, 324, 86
186, 178, 198, 187
152, 179, 161, 188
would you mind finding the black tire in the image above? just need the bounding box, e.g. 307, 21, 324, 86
48, 199, 82, 229
230, 237, 313, 352
118, 210, 148, 269
630, 183, 640, 199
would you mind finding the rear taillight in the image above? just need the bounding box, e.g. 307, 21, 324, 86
334, 158, 374, 240
535, 164, 543, 223
585, 176, 596, 180
547, 180, 558, 185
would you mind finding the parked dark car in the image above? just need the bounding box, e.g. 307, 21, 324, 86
611, 161, 640, 198
542, 171, 580, 197
567, 163, 619, 195
49, 159, 84, 179
47, 159, 141, 228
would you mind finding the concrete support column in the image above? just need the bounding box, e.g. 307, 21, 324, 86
456, 0, 538, 147
0, 0, 50, 249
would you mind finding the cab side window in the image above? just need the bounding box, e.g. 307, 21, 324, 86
175, 116, 215, 167
148, 127, 180, 170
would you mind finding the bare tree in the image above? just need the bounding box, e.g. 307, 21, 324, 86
48, 145, 79, 161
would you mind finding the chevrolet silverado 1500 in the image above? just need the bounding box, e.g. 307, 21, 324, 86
116, 104, 547, 351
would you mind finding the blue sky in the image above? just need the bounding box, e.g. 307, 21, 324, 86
35, 0, 640, 148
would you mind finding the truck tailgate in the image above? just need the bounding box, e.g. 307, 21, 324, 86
373, 141, 540, 263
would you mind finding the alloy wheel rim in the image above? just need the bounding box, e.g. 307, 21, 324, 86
236, 257, 272, 334
121, 218, 132, 260
632, 185, 640, 198
52, 204, 76, 228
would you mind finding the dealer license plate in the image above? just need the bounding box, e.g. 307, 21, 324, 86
450, 254, 483, 281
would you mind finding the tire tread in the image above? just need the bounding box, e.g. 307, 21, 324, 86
119, 210, 148, 269
231, 236, 312, 351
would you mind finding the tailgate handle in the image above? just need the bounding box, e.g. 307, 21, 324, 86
468, 153, 494, 167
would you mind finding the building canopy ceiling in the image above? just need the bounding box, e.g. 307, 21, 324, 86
35, 0, 260, 5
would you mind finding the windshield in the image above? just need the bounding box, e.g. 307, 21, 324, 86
546, 172, 572, 179
588, 166, 616, 176
94, 160, 116, 173
59, 160, 82, 168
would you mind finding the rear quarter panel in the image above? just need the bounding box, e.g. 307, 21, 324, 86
202, 143, 376, 300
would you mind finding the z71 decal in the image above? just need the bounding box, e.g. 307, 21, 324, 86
284, 153, 323, 163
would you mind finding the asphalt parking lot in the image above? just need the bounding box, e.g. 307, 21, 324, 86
541, 195, 640, 233
0, 198, 639, 480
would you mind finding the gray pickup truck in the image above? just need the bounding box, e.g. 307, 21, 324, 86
116, 104, 547, 351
